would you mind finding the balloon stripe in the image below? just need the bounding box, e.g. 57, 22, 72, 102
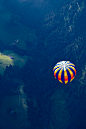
53, 61, 76, 84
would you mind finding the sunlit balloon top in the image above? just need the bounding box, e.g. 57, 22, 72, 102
53, 61, 76, 85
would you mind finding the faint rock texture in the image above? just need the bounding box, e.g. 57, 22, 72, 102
50, 90, 70, 129
17, 0, 86, 129
18, 0, 45, 8
34, 0, 86, 129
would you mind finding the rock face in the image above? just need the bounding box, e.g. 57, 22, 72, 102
21, 1, 86, 129
49, 89, 70, 129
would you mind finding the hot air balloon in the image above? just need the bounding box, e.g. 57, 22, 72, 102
53, 61, 76, 84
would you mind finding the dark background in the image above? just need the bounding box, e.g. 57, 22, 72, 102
0, 0, 86, 129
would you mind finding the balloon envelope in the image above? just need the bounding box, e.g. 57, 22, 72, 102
53, 61, 76, 84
